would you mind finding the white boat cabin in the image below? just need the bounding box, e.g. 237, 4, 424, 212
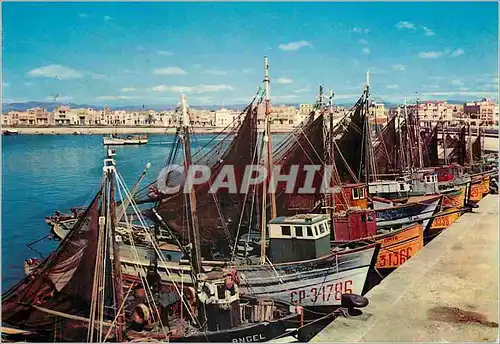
267, 214, 331, 263
409, 170, 439, 195
368, 179, 411, 198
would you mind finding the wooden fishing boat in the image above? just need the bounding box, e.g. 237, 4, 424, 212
332, 210, 424, 270
41, 211, 380, 310
103, 134, 148, 145
373, 222, 424, 269
469, 172, 492, 203
373, 194, 442, 231
2, 129, 19, 136
429, 186, 467, 231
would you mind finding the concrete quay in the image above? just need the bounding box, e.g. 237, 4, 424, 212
312, 194, 499, 342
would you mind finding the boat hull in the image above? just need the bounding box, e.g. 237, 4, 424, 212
120, 243, 379, 308
375, 195, 441, 231
332, 223, 424, 270
103, 137, 148, 145
171, 315, 296, 342
469, 175, 490, 203
374, 223, 424, 269
430, 186, 466, 231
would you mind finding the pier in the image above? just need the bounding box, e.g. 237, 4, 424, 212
313, 194, 499, 342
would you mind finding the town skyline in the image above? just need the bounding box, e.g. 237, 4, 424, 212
2, 2, 498, 106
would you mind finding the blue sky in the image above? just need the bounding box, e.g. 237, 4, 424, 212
2, 1, 498, 106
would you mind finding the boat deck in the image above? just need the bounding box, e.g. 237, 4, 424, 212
312, 194, 499, 342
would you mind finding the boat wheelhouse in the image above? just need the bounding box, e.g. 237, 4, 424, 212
332, 209, 377, 242
368, 179, 411, 199
267, 214, 331, 263
335, 184, 368, 211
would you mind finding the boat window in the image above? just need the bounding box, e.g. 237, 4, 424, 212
295, 226, 303, 237
359, 187, 365, 199
313, 226, 319, 236
306, 226, 313, 237
400, 183, 405, 191
281, 226, 291, 236
319, 224, 325, 234
352, 188, 360, 200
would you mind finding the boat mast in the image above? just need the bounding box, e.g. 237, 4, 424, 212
416, 94, 424, 168
403, 94, 413, 171
479, 122, 484, 171
468, 114, 473, 165
364, 70, 371, 183
265, 56, 277, 219
442, 116, 448, 165
398, 98, 406, 172
180, 94, 207, 323
260, 56, 275, 265
106, 151, 125, 342
328, 89, 336, 240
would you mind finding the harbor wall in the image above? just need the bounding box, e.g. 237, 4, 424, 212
3, 126, 296, 135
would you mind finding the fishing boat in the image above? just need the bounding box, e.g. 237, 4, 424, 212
429, 185, 467, 232
103, 134, 149, 145
2, 129, 19, 136
3, 150, 304, 343
332, 221, 424, 270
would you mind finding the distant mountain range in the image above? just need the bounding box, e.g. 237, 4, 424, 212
1, 99, 472, 112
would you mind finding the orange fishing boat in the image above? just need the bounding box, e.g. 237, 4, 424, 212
332, 215, 424, 270
469, 173, 491, 203
374, 222, 424, 269
430, 186, 466, 231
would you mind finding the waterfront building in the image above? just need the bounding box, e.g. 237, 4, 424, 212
215, 107, 240, 128
464, 98, 499, 125
299, 103, 315, 116
2, 99, 497, 129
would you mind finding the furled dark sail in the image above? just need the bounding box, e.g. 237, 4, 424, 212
2, 192, 101, 339
447, 126, 466, 165
334, 97, 366, 181
373, 115, 398, 175
153, 106, 258, 249
404, 112, 421, 169
471, 133, 482, 163
272, 113, 325, 215
422, 125, 438, 167
444, 133, 458, 149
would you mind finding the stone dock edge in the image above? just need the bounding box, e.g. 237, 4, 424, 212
312, 194, 499, 343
